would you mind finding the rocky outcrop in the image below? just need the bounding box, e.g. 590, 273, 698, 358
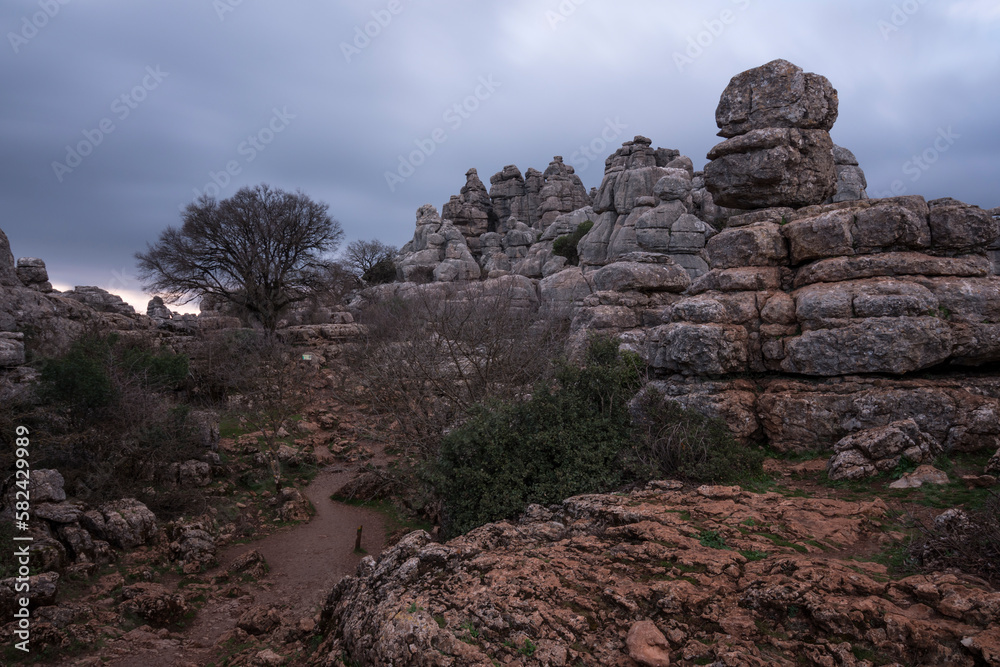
827, 145, 868, 204
316, 485, 1000, 667
61, 285, 136, 316
441, 168, 496, 254
705, 60, 839, 209
15, 257, 53, 292
537, 157, 592, 228
396, 205, 481, 283
826, 419, 942, 480
0, 228, 19, 287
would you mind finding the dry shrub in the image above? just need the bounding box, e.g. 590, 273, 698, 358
346, 277, 568, 457
910, 493, 1000, 585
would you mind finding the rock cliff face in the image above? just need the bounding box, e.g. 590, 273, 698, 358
316, 484, 1000, 666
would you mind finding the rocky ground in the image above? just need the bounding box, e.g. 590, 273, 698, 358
312, 455, 1000, 667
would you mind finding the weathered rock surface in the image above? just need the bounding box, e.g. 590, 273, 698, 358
15, 257, 53, 292
0, 228, 19, 287
81, 499, 158, 550
706, 60, 839, 210
827, 145, 868, 204
315, 485, 999, 667
442, 168, 496, 254
827, 419, 941, 480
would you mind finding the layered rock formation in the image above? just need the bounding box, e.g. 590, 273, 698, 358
376, 59, 999, 470
705, 59, 839, 209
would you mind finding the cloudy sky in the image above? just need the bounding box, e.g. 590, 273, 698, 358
2, 0, 999, 311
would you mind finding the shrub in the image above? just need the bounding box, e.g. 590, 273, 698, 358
629, 386, 763, 484
363, 257, 397, 285
432, 336, 642, 536
909, 492, 1000, 585
551, 219, 594, 266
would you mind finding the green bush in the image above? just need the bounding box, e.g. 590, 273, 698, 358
551, 219, 594, 266
433, 336, 641, 536
629, 386, 763, 484
363, 257, 397, 285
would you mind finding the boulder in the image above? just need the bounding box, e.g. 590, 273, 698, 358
15, 257, 52, 291
81, 498, 157, 550
626, 621, 672, 667
888, 465, 950, 489
61, 286, 136, 315
706, 222, 788, 268
646, 323, 749, 375
120, 583, 190, 626
704, 127, 837, 209
0, 572, 58, 619
591, 260, 690, 294
714, 59, 839, 138
168, 522, 217, 573
828, 145, 868, 204
927, 197, 998, 253
827, 419, 941, 480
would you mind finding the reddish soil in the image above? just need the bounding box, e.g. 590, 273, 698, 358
99, 463, 386, 667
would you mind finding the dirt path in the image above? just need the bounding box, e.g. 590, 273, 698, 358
100, 465, 386, 667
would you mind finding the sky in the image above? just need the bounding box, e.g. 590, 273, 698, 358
2, 0, 999, 313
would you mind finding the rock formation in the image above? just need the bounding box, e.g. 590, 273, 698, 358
15, 257, 53, 292
441, 168, 496, 254
316, 485, 1000, 666
705, 59, 839, 209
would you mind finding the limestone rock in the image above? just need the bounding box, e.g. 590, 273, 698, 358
0, 331, 25, 367
888, 465, 950, 489
646, 322, 749, 375
146, 295, 173, 320
82, 498, 157, 550
15, 257, 52, 292
0, 572, 58, 619
781, 317, 953, 376
827, 419, 941, 480
828, 145, 868, 204
178, 460, 211, 487
120, 583, 190, 626
442, 168, 496, 254
228, 549, 269, 580
488, 164, 543, 231
539, 267, 592, 317
793, 252, 990, 289
591, 260, 690, 294
0, 228, 19, 286
705, 127, 837, 209
627, 621, 671, 667
706, 222, 788, 268
715, 59, 839, 138
61, 286, 136, 315
168, 522, 216, 572
537, 157, 592, 228
927, 197, 998, 253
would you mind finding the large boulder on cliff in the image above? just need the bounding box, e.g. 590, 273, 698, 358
705, 60, 839, 210
0, 228, 19, 287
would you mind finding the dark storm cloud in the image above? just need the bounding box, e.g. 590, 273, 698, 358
1, 1, 998, 310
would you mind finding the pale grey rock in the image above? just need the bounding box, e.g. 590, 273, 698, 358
689, 267, 783, 294
827, 419, 941, 481
780, 317, 953, 376
705, 127, 837, 209
646, 322, 750, 375
707, 222, 788, 269
61, 286, 136, 316
888, 465, 949, 489
0, 572, 58, 618
715, 59, 839, 138
828, 145, 869, 204
539, 267, 592, 317
442, 168, 496, 254
537, 157, 592, 228
33, 501, 85, 524
15, 257, 52, 292
82, 498, 157, 550
591, 260, 691, 294
793, 252, 990, 288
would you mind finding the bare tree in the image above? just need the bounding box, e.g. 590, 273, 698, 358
343, 239, 398, 285
136, 184, 344, 330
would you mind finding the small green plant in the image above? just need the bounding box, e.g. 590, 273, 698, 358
630, 386, 764, 484
698, 529, 728, 550
739, 549, 768, 561
551, 219, 594, 265
518, 638, 537, 657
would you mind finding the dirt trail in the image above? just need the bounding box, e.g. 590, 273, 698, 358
101, 464, 386, 667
